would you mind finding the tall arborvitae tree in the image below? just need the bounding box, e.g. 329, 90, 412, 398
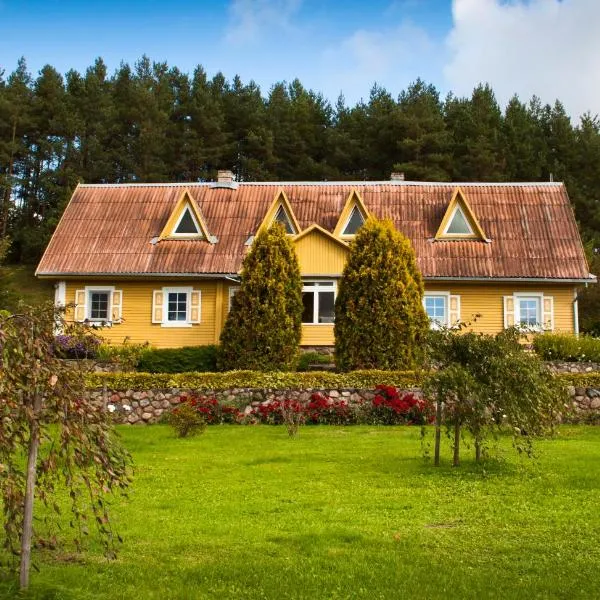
393, 79, 451, 181
218, 223, 303, 371
334, 217, 429, 371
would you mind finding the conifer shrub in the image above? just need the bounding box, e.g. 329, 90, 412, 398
136, 345, 218, 373
334, 217, 429, 371
218, 223, 303, 371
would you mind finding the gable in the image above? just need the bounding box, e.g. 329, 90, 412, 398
159, 189, 213, 241
257, 189, 300, 235
293, 225, 349, 275
333, 189, 369, 239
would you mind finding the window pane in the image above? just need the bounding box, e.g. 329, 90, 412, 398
446, 207, 473, 235
167, 292, 188, 321
342, 206, 364, 235
175, 209, 199, 234
302, 292, 314, 323
274, 205, 295, 234
518, 298, 539, 326
424, 296, 446, 326
90, 292, 109, 320
318, 292, 335, 323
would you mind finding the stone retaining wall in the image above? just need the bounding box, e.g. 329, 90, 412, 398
546, 361, 600, 374
88, 384, 599, 425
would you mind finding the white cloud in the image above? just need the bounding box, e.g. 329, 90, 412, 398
319, 21, 441, 105
444, 0, 600, 118
225, 0, 303, 45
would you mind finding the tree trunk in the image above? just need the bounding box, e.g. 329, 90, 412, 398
1, 119, 17, 238
453, 421, 461, 467
434, 401, 443, 467
19, 392, 42, 589
475, 438, 482, 462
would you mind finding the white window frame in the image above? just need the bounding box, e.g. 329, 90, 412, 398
302, 280, 337, 325
161, 286, 193, 328
442, 205, 475, 237
423, 292, 450, 329
170, 206, 202, 238
228, 286, 240, 311
84, 285, 114, 325
341, 206, 365, 238
513, 292, 543, 332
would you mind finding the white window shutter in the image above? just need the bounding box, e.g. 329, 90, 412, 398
111, 290, 123, 322
543, 296, 554, 331
190, 291, 201, 323
449, 295, 461, 327
74, 289, 86, 322
503, 296, 515, 328
152, 290, 164, 324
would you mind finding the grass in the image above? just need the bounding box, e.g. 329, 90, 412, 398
2, 425, 600, 599
0, 264, 53, 310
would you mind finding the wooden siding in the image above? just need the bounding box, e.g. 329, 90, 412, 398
65, 280, 218, 348
294, 229, 348, 275
64, 280, 577, 348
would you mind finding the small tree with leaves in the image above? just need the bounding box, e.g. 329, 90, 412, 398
424, 326, 566, 466
334, 217, 429, 371
218, 223, 303, 371
0, 303, 132, 589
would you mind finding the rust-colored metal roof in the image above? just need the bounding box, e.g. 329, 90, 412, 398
36, 181, 593, 281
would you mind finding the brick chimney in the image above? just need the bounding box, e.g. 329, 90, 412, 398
390, 172, 405, 181
217, 169, 234, 183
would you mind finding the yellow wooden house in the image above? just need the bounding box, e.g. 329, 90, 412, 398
36, 172, 594, 348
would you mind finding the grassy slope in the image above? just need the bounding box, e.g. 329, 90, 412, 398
0, 264, 53, 309
2, 425, 600, 600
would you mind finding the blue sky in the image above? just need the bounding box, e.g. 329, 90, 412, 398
1, 0, 599, 117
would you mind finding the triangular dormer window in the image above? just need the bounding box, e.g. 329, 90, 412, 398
445, 206, 473, 236
274, 204, 297, 234
159, 189, 216, 243
435, 187, 488, 242
173, 206, 201, 236
333, 189, 370, 239
342, 206, 365, 236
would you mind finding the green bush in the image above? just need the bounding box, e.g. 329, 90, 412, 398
334, 217, 429, 371
136, 345, 219, 373
296, 351, 333, 372
166, 401, 207, 438
533, 333, 600, 362
86, 369, 422, 391
96, 340, 150, 370
219, 223, 303, 371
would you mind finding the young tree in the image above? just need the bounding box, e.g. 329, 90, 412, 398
334, 217, 429, 371
218, 223, 303, 371
0, 304, 132, 589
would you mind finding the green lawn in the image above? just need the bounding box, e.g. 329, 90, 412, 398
0, 264, 53, 310
2, 425, 600, 600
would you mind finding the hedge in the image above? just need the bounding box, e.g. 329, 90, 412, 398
86, 369, 422, 391
533, 333, 600, 363
554, 373, 600, 388
136, 345, 218, 373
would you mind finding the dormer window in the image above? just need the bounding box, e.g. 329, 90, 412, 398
173, 206, 202, 237
274, 204, 297, 234
342, 206, 365, 236
159, 189, 215, 243
435, 187, 488, 242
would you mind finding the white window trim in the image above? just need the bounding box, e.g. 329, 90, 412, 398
340, 206, 365, 238
170, 205, 203, 238
161, 286, 193, 328
442, 205, 475, 236
54, 281, 66, 307
302, 280, 337, 325
84, 285, 115, 326
423, 291, 450, 329
513, 292, 544, 332
228, 286, 240, 311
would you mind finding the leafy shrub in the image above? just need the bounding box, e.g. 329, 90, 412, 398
219, 223, 303, 371
296, 351, 334, 372
96, 340, 150, 370
334, 217, 428, 371
54, 332, 101, 359
136, 345, 219, 373
533, 333, 600, 362
371, 385, 431, 425
166, 399, 207, 437
86, 369, 421, 391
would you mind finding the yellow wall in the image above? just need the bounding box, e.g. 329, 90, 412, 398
62, 279, 577, 348
64, 280, 220, 348
294, 230, 348, 275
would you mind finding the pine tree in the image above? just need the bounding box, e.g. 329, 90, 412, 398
218, 223, 303, 371
334, 217, 428, 371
